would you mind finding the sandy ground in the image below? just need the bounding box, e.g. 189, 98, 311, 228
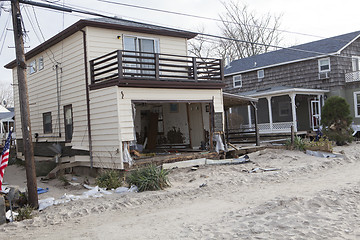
0, 142, 360, 239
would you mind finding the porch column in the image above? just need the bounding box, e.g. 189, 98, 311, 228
247, 105, 252, 128
290, 93, 297, 132
318, 94, 323, 124
266, 96, 273, 131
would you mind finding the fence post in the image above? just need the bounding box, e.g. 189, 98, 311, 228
89, 60, 95, 84
192, 57, 198, 82
155, 53, 159, 80
117, 50, 123, 80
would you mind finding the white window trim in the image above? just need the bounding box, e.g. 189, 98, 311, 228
233, 74, 242, 88
257, 69, 264, 79
318, 57, 331, 73
351, 56, 360, 72
29, 60, 37, 74
354, 91, 360, 118
122, 34, 160, 53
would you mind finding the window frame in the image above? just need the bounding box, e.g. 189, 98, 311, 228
122, 35, 160, 53
42, 112, 53, 134
257, 69, 264, 79
38, 56, 44, 71
64, 104, 73, 142
29, 60, 37, 74
354, 91, 360, 118
351, 56, 360, 72
233, 74, 242, 88
318, 57, 331, 73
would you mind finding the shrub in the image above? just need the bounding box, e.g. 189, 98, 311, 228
321, 96, 353, 145
127, 165, 170, 192
304, 137, 333, 152
16, 205, 34, 221
285, 136, 305, 151
96, 169, 123, 189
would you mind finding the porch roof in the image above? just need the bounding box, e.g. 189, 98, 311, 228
223, 92, 258, 108
240, 86, 329, 98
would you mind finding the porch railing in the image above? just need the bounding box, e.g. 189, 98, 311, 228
90, 50, 224, 85
241, 122, 293, 134
345, 71, 360, 83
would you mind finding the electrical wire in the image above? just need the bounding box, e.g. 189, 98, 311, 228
19, 0, 358, 60
0, 12, 10, 55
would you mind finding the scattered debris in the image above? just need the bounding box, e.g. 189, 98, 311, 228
189, 178, 196, 183
37, 188, 49, 194
249, 167, 281, 173
306, 150, 338, 158
199, 183, 207, 188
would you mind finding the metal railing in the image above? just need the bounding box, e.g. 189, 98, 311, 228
90, 50, 224, 85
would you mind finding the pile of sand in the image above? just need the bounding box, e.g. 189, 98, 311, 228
0, 143, 359, 239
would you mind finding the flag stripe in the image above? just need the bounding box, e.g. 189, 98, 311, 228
0, 130, 12, 191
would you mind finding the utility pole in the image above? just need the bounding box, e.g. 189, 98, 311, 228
10, 0, 38, 208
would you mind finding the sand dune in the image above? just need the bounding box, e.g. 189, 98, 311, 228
0, 143, 359, 239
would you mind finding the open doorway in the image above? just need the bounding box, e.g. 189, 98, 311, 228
133, 101, 211, 151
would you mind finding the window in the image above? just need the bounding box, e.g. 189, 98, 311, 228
233, 75, 242, 88
318, 58, 330, 72
38, 57, 44, 71
43, 112, 52, 133
352, 56, 360, 72
354, 91, 360, 117
64, 105, 73, 142
257, 69, 264, 79
29, 60, 37, 74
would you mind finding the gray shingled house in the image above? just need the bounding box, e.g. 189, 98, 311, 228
224, 31, 360, 136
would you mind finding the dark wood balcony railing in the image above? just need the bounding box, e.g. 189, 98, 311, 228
89, 50, 224, 88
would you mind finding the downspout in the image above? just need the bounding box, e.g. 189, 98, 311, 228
80, 29, 93, 168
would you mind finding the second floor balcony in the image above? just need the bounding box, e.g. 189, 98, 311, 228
345, 71, 360, 83
89, 50, 224, 90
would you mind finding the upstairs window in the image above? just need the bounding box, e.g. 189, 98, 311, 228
318, 58, 330, 72
257, 69, 264, 80
43, 112, 52, 134
233, 75, 242, 88
38, 57, 44, 71
29, 60, 37, 74
352, 56, 360, 72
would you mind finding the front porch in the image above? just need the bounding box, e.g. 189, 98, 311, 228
227, 87, 329, 135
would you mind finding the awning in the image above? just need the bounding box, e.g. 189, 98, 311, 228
223, 92, 258, 108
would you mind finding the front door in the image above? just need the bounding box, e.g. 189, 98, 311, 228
187, 103, 204, 149
310, 100, 320, 131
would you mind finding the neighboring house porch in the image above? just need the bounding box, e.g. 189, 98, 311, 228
228, 87, 328, 135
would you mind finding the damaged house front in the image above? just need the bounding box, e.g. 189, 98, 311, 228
5, 18, 225, 169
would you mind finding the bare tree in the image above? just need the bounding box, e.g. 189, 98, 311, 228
188, 26, 218, 59
0, 82, 14, 108
218, 1, 283, 61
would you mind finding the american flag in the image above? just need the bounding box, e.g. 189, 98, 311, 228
0, 129, 12, 191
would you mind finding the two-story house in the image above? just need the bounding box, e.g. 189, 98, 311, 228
224, 31, 360, 136
5, 18, 226, 169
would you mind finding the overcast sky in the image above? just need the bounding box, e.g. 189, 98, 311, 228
1, 0, 360, 87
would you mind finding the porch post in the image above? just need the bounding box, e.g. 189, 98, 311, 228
318, 94, 322, 124
266, 97, 273, 132
247, 105, 252, 128
290, 93, 297, 132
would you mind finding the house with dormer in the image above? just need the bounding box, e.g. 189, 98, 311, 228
224, 31, 360, 136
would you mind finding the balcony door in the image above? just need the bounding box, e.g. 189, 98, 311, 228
123, 36, 159, 77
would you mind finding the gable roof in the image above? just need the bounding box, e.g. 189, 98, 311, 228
225, 30, 360, 76
5, 17, 197, 69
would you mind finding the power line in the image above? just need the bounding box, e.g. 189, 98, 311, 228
96, 0, 329, 41
16, 0, 357, 60
0, 11, 10, 55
